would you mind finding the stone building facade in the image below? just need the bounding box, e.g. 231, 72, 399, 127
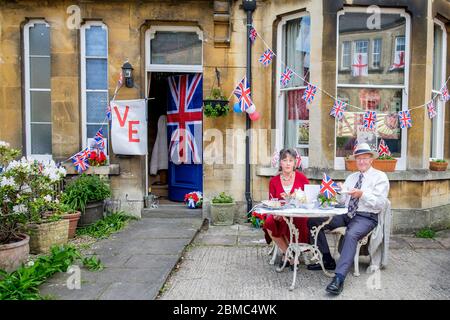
0, 0, 449, 233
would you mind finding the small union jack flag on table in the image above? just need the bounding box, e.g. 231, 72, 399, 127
363, 111, 377, 129
302, 84, 317, 105
259, 49, 274, 66
330, 100, 347, 120
234, 76, 255, 112
320, 173, 338, 199
398, 110, 412, 129
280, 67, 293, 87
249, 27, 257, 43
440, 85, 450, 101
378, 139, 391, 157
427, 100, 437, 119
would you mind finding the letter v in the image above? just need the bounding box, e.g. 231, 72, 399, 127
114, 105, 129, 127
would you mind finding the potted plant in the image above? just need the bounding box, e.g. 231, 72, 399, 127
344, 156, 358, 172
61, 174, 111, 227
372, 154, 397, 172
184, 191, 203, 209
203, 88, 230, 118
55, 203, 81, 239
210, 192, 235, 226
429, 159, 448, 171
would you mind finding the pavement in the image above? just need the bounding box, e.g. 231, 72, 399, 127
39, 212, 203, 300
160, 224, 450, 300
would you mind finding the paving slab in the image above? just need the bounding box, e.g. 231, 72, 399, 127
404, 237, 445, 249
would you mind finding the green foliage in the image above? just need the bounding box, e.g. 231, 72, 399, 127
61, 174, 111, 211
82, 256, 104, 271
211, 192, 234, 204
318, 194, 337, 206
0, 244, 102, 300
377, 155, 395, 160
431, 159, 447, 163
203, 88, 230, 118
76, 212, 134, 239
415, 228, 436, 239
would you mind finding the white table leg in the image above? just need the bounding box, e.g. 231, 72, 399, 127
310, 217, 335, 277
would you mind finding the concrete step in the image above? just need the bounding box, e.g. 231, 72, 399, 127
150, 184, 168, 197
142, 204, 202, 218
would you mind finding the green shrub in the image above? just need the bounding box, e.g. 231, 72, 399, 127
61, 174, 111, 211
415, 228, 436, 239
211, 192, 234, 204
76, 212, 135, 239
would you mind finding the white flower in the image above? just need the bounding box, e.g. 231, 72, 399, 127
43, 195, 52, 202
12, 204, 27, 214
27, 261, 34, 267
0, 141, 10, 148
54, 198, 60, 204
21, 184, 32, 193
0, 177, 16, 188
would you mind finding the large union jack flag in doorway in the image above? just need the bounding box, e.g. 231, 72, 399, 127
167, 74, 203, 164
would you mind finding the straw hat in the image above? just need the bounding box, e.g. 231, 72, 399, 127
348, 143, 378, 160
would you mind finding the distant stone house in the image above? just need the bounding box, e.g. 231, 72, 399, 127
0, 0, 449, 233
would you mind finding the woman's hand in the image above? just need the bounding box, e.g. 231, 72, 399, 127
273, 215, 282, 221
280, 192, 287, 199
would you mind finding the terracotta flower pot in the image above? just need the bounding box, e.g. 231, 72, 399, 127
61, 211, 81, 238
429, 161, 448, 171
0, 234, 30, 272
372, 159, 397, 172
26, 219, 69, 254
345, 159, 358, 172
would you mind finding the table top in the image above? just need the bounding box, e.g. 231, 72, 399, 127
254, 206, 348, 218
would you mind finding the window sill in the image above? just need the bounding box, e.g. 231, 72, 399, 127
63, 164, 120, 176
255, 166, 450, 181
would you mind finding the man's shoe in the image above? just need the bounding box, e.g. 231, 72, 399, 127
326, 276, 344, 295
307, 260, 336, 271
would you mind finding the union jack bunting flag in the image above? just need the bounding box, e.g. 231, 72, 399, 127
440, 85, 450, 101
94, 128, 106, 150
302, 84, 317, 105
72, 155, 89, 173
118, 71, 124, 88
106, 103, 111, 121
233, 76, 255, 112
258, 49, 274, 66
320, 173, 338, 199
167, 74, 203, 164
249, 27, 257, 43
378, 139, 391, 157
398, 110, 412, 129
280, 68, 293, 87
427, 100, 437, 119
363, 111, 377, 129
330, 100, 347, 120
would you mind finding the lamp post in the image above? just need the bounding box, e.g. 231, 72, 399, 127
242, 0, 256, 214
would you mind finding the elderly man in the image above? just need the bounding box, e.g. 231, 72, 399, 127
307, 143, 390, 295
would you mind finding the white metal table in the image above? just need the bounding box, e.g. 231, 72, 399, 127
254, 206, 348, 291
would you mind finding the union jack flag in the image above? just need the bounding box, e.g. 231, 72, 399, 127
249, 27, 257, 43
280, 68, 293, 87
72, 155, 89, 173
302, 84, 317, 105
234, 76, 255, 112
378, 139, 391, 157
94, 128, 106, 150
398, 110, 412, 129
106, 103, 111, 121
427, 100, 437, 119
167, 74, 203, 164
330, 100, 347, 120
320, 173, 338, 199
118, 71, 124, 88
440, 85, 450, 101
258, 49, 274, 66
363, 111, 377, 129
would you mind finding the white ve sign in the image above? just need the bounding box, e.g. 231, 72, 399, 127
111, 99, 147, 155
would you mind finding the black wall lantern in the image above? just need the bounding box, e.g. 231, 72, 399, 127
121, 60, 134, 88
242, 0, 256, 12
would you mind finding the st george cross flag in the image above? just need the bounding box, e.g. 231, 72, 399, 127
351, 53, 368, 77
320, 173, 338, 199
440, 85, 450, 101
389, 51, 405, 71
302, 84, 317, 105
72, 155, 89, 173
94, 128, 106, 150
234, 76, 255, 113
249, 27, 257, 43
398, 110, 412, 129
167, 74, 203, 164
330, 100, 347, 120
259, 49, 274, 66
427, 100, 437, 119
363, 111, 377, 129
280, 68, 293, 87
111, 99, 147, 155
378, 139, 391, 157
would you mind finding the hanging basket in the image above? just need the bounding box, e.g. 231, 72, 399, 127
203, 99, 230, 118
203, 99, 229, 108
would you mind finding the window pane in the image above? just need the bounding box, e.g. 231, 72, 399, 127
151, 31, 202, 65
31, 91, 51, 122
433, 25, 443, 91
283, 16, 310, 88
284, 89, 309, 156
342, 41, 351, 68
87, 91, 108, 123
86, 26, 107, 57
87, 125, 108, 141
31, 123, 52, 154
86, 58, 108, 89
335, 88, 402, 158
30, 57, 50, 88
338, 13, 405, 85
372, 39, 382, 68
29, 23, 50, 56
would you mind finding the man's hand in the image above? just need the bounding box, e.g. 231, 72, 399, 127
348, 188, 363, 198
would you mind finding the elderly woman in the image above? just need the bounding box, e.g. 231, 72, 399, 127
262, 148, 310, 268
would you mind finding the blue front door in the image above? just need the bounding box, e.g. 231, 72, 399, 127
166, 74, 203, 201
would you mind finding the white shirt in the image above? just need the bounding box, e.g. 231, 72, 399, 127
283, 183, 293, 195
337, 166, 389, 214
